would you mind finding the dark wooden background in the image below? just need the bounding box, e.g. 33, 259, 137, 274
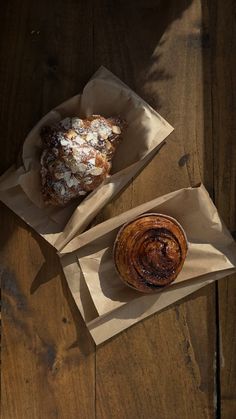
1, 1, 235, 418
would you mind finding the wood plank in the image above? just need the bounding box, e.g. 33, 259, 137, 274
0, 0, 94, 172
1, 206, 95, 419
95, 1, 216, 418
2, 0, 229, 417
0, 0, 95, 418
208, 0, 236, 417
96, 288, 216, 419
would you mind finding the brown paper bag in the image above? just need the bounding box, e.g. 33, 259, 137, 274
60, 185, 236, 344
0, 67, 173, 249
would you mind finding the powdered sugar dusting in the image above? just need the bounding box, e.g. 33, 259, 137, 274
60, 117, 71, 130
40, 114, 125, 206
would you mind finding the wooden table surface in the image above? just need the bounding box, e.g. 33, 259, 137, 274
1, 1, 235, 418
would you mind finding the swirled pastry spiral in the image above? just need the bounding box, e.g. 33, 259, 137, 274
113, 213, 188, 293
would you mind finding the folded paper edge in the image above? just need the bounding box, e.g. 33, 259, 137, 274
60, 183, 204, 254
86, 268, 236, 345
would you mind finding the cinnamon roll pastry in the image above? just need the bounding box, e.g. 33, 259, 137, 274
113, 213, 188, 293
40, 115, 126, 206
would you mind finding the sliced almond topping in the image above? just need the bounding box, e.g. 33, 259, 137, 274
52, 148, 59, 156
83, 177, 93, 184
74, 135, 85, 145
66, 175, 79, 188
72, 177, 79, 187
60, 185, 66, 195
54, 172, 64, 180
112, 125, 121, 134
60, 138, 70, 146
70, 166, 78, 174
71, 117, 83, 129
64, 173, 79, 188
76, 163, 87, 173
88, 158, 96, 165
66, 178, 74, 188
86, 132, 98, 142
88, 167, 103, 176
60, 117, 71, 130
67, 129, 77, 140
64, 171, 71, 181
100, 133, 108, 140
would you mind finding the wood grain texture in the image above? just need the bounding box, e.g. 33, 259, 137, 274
0, 1, 95, 418
1, 0, 235, 418
208, 0, 236, 417
0, 0, 94, 172
95, 1, 216, 418
1, 206, 95, 419
96, 289, 216, 419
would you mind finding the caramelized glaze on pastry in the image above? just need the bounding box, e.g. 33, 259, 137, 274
113, 213, 188, 293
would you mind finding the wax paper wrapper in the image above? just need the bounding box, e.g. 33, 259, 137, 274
61, 184, 236, 344
0, 67, 173, 250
